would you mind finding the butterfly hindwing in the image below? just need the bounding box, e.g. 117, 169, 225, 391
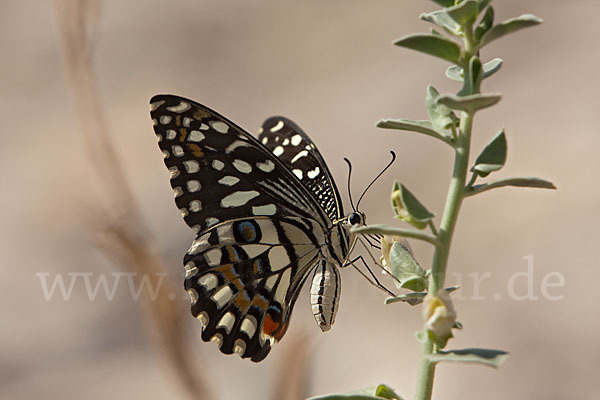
259, 117, 344, 221
183, 215, 323, 361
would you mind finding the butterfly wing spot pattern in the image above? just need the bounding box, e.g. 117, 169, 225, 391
150, 94, 361, 362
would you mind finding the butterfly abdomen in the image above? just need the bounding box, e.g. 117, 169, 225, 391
310, 258, 341, 331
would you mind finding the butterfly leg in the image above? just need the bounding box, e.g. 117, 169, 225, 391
345, 255, 396, 297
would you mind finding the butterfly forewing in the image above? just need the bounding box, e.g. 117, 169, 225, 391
150, 94, 342, 361
259, 117, 345, 221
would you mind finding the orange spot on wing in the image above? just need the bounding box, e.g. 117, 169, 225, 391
179, 128, 188, 142
186, 143, 204, 157
175, 115, 181, 126
262, 314, 289, 341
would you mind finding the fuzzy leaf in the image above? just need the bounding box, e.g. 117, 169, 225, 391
436, 93, 501, 112
445, 65, 463, 82
446, 0, 479, 26
479, 14, 543, 48
392, 181, 435, 229
482, 58, 503, 79
394, 34, 462, 64
427, 348, 509, 368
426, 86, 458, 132
376, 118, 452, 144
420, 10, 461, 37
474, 5, 494, 41
472, 129, 507, 177
388, 242, 427, 291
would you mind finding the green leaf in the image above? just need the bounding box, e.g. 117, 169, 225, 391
474, 5, 494, 41
420, 10, 461, 37
436, 92, 501, 113
446, 0, 479, 26
427, 348, 509, 368
472, 129, 507, 177
388, 242, 427, 291
465, 177, 556, 197
391, 181, 435, 230
376, 118, 453, 145
426, 86, 458, 132
394, 34, 462, 65
479, 14, 543, 48
308, 385, 403, 400
482, 58, 503, 79
445, 65, 463, 82
429, 0, 454, 7
477, 0, 492, 12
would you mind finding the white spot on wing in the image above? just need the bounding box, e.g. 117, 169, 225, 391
189, 200, 202, 212
185, 262, 198, 278
218, 176, 240, 186
257, 160, 275, 173
212, 286, 233, 308
188, 130, 205, 142
211, 121, 229, 133
183, 117, 192, 127
234, 339, 246, 356
205, 249, 221, 266
261, 137, 268, 145
241, 315, 257, 338
233, 159, 252, 174
169, 166, 180, 178
282, 138, 290, 146
206, 217, 219, 227
270, 120, 284, 132
221, 190, 260, 207
167, 101, 191, 113
187, 288, 199, 304
291, 134, 302, 146
217, 312, 236, 334
291, 150, 309, 164
212, 160, 225, 170
173, 187, 183, 198
150, 100, 165, 111
273, 146, 284, 156
198, 273, 218, 291
225, 140, 250, 154
252, 204, 276, 215
166, 129, 177, 140
293, 169, 303, 180
308, 166, 320, 179
187, 180, 201, 192
172, 145, 184, 157
160, 115, 172, 125
183, 160, 200, 173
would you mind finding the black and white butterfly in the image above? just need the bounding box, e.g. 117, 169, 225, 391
150, 94, 375, 362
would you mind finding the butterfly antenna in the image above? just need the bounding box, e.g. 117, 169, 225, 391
356, 151, 396, 210
344, 157, 358, 212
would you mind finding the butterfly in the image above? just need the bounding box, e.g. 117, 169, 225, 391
150, 94, 370, 362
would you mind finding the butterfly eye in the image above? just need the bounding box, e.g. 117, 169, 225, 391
348, 212, 362, 226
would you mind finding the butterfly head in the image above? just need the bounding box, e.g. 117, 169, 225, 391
347, 211, 366, 227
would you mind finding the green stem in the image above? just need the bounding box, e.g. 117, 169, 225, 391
414, 21, 476, 400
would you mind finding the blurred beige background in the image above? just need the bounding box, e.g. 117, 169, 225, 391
2, 0, 598, 399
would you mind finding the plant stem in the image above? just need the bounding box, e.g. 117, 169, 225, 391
414, 22, 476, 400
